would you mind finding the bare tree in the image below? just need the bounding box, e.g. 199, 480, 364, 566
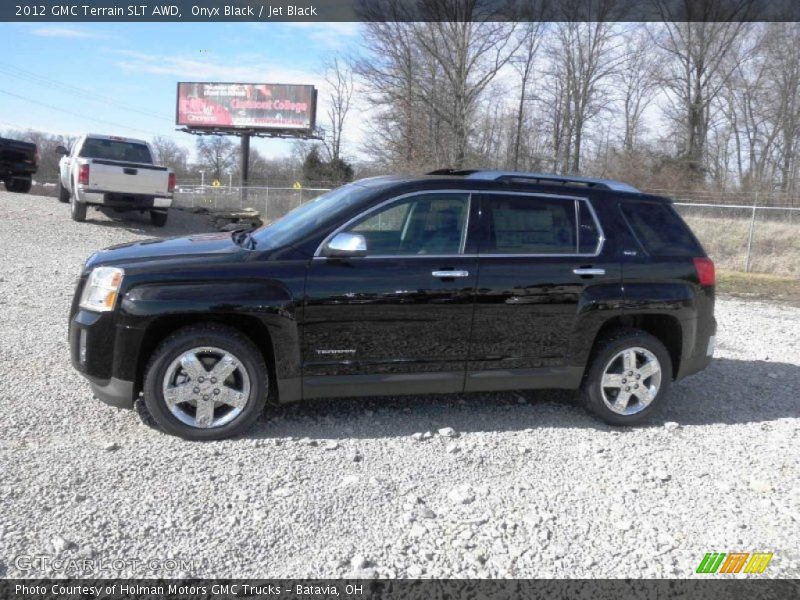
356, 20, 432, 170
765, 23, 800, 193
358, 0, 520, 169
510, 21, 546, 170
616, 26, 661, 153
719, 28, 782, 188
548, 17, 621, 173
321, 56, 355, 162
412, 15, 520, 167
195, 136, 237, 180
150, 136, 189, 176
649, 0, 755, 181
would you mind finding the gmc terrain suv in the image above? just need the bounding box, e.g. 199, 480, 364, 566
69, 171, 716, 440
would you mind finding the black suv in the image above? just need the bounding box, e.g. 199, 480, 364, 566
69, 171, 716, 440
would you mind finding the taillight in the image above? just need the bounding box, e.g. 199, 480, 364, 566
693, 257, 715, 286
78, 164, 90, 185
168, 172, 176, 193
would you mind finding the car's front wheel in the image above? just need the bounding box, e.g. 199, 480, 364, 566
581, 329, 672, 425
143, 324, 267, 440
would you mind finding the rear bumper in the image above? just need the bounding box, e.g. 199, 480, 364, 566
1, 163, 36, 178
75, 187, 172, 209
676, 316, 717, 380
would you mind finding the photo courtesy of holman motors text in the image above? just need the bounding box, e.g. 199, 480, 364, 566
14, 583, 364, 596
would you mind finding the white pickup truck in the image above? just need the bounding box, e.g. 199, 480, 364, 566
56, 134, 175, 226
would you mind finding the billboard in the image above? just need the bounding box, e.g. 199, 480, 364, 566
176, 82, 317, 132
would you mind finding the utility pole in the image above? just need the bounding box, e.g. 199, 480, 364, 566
240, 133, 250, 205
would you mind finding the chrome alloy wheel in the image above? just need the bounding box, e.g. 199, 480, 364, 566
600, 346, 662, 416
162, 346, 251, 429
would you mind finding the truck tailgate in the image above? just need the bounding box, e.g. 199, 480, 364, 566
87, 159, 169, 195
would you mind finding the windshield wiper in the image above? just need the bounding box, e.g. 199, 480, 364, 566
231, 228, 257, 250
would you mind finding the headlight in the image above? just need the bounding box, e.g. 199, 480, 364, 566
79, 267, 124, 312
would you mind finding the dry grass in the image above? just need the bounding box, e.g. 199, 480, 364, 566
717, 269, 800, 305
682, 215, 800, 278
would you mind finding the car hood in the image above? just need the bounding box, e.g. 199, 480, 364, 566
85, 232, 242, 269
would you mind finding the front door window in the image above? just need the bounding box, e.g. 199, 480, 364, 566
347, 193, 470, 256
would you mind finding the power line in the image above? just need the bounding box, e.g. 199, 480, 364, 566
0, 88, 164, 137
0, 62, 174, 123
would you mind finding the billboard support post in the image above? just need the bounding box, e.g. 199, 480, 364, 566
240, 132, 250, 206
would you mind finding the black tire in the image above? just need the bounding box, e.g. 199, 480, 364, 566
6, 177, 32, 193
580, 329, 672, 426
143, 324, 268, 440
150, 210, 168, 227
70, 194, 87, 222
57, 179, 70, 203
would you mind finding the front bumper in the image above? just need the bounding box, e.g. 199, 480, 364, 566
87, 376, 136, 409
69, 308, 138, 409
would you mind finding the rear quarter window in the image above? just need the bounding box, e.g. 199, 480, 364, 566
620, 201, 702, 257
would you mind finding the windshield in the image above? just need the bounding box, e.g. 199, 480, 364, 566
252, 183, 375, 250
80, 138, 153, 163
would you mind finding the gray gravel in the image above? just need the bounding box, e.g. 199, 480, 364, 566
1, 192, 799, 579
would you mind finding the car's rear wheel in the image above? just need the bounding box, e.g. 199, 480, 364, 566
6, 177, 32, 193
581, 330, 672, 425
57, 180, 70, 203
150, 210, 168, 227
70, 193, 87, 222
143, 324, 267, 440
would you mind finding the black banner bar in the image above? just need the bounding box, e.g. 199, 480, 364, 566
3, 0, 800, 22
2, 579, 800, 600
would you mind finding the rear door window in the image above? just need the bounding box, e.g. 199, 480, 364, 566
478, 194, 577, 254
620, 201, 702, 257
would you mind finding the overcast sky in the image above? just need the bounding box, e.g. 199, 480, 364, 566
0, 22, 364, 158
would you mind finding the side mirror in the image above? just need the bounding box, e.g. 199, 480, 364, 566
323, 232, 367, 258
55, 145, 68, 156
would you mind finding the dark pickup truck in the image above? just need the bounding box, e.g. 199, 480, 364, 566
0, 136, 37, 193
70, 170, 717, 440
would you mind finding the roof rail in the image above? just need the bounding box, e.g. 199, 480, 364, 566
426, 168, 481, 176
425, 169, 640, 193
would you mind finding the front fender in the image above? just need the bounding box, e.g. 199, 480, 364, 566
117, 279, 301, 389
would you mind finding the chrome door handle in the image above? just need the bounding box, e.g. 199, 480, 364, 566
573, 268, 605, 276
432, 270, 470, 278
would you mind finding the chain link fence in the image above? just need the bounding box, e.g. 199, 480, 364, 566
173, 185, 330, 223
172, 185, 800, 278
671, 203, 800, 277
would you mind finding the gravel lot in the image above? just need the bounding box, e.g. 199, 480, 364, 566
1, 191, 799, 579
